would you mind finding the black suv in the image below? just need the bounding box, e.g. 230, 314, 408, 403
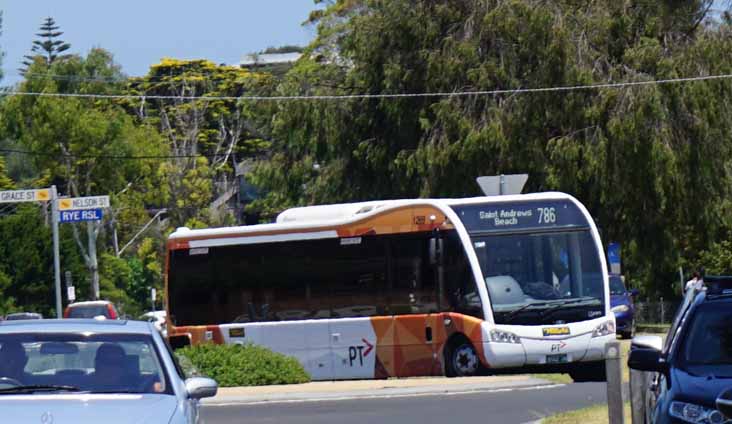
629, 276, 732, 424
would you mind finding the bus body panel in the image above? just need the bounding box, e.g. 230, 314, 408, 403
169, 312, 487, 380
165, 193, 613, 380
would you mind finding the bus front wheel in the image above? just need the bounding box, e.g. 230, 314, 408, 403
445, 337, 481, 377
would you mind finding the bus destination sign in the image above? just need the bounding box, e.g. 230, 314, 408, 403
452, 199, 588, 233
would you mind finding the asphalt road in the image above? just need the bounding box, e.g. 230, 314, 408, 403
200, 381, 607, 424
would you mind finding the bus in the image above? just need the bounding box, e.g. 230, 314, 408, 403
165, 192, 614, 381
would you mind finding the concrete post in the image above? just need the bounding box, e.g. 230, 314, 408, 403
606, 341, 625, 424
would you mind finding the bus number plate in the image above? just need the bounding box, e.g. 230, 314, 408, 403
546, 354, 568, 364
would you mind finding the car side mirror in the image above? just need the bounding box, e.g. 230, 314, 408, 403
631, 335, 663, 352
185, 377, 218, 400
628, 348, 667, 373
717, 388, 732, 419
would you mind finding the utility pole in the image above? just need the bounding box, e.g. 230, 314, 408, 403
51, 185, 62, 318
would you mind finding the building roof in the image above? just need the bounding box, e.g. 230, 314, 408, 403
239, 52, 302, 67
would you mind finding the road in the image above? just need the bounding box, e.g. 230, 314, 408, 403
201, 381, 606, 424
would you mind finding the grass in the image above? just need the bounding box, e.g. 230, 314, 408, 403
542, 402, 631, 424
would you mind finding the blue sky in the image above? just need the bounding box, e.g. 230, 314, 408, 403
1, 1, 730, 87
1, 0, 320, 85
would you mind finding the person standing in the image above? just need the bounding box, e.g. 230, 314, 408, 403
685, 271, 704, 293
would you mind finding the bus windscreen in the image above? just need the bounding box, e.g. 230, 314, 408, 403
452, 200, 605, 326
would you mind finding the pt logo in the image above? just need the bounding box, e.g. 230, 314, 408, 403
348, 338, 374, 366
550, 341, 567, 352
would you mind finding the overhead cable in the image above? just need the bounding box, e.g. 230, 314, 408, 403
3, 73, 732, 101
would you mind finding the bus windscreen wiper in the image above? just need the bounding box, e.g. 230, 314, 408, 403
0, 384, 82, 394
503, 300, 564, 322
539, 297, 601, 323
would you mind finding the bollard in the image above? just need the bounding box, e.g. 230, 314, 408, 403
629, 368, 648, 424
606, 341, 625, 424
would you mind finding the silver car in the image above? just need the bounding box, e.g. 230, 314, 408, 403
0, 319, 217, 423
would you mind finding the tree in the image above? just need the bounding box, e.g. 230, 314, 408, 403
0, 11, 4, 84
20, 17, 71, 74
124, 59, 276, 228
2, 48, 166, 304
254, 0, 732, 296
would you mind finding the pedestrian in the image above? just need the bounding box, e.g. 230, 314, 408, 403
685, 271, 704, 293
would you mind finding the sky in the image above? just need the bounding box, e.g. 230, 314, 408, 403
0, 0, 320, 86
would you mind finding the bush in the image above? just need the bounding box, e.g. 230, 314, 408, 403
177, 343, 310, 387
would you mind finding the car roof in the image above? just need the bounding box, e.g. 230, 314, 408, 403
67, 301, 113, 306
0, 319, 152, 335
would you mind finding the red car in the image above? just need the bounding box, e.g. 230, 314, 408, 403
63, 301, 119, 319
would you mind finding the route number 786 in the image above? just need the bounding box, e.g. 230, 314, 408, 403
537, 207, 556, 224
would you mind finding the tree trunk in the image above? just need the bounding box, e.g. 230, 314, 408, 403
87, 221, 99, 300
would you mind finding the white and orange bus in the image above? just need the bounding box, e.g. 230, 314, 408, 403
165, 192, 614, 381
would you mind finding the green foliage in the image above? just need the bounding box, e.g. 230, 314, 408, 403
695, 239, 732, 275
178, 343, 310, 387
254, 0, 732, 297
123, 58, 276, 228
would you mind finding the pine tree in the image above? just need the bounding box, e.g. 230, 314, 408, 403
19, 17, 71, 75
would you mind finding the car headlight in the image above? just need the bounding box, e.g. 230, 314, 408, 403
592, 320, 615, 338
490, 330, 521, 344
670, 401, 729, 424
611, 305, 630, 313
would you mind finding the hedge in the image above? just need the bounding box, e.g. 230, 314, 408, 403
177, 343, 310, 387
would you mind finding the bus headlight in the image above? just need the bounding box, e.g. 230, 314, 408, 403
592, 321, 615, 338
611, 305, 629, 313
490, 330, 521, 344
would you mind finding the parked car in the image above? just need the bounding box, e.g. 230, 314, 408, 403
64, 301, 119, 319
4, 312, 43, 321
628, 275, 732, 424
609, 273, 637, 339
139, 310, 167, 337
0, 318, 217, 423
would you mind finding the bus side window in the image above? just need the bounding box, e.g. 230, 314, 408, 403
443, 232, 483, 319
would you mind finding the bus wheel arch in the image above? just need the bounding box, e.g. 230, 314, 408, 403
444, 333, 483, 377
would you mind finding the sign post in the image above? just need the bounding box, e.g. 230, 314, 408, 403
0, 187, 62, 318
51, 186, 62, 319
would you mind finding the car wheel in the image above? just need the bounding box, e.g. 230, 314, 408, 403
620, 321, 636, 339
445, 337, 481, 377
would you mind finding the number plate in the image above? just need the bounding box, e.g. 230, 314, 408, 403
546, 354, 568, 364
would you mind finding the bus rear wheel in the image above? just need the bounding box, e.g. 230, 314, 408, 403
445, 337, 481, 377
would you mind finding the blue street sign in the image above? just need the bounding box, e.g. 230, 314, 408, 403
59, 208, 104, 223
608, 242, 621, 274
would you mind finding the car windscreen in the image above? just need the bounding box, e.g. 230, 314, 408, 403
0, 333, 173, 395
68, 305, 109, 318
679, 302, 732, 376
609, 276, 626, 295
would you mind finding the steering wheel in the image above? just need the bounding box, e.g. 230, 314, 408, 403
0, 377, 23, 387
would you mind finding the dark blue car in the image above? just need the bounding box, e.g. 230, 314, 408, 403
609, 274, 637, 339
628, 276, 732, 424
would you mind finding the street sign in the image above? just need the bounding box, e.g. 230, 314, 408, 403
608, 242, 621, 274
58, 195, 110, 211
67, 286, 76, 302
476, 174, 529, 196
59, 208, 104, 223
0, 188, 50, 203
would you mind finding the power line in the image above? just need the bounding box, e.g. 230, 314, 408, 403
3, 73, 732, 101
0, 148, 240, 160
